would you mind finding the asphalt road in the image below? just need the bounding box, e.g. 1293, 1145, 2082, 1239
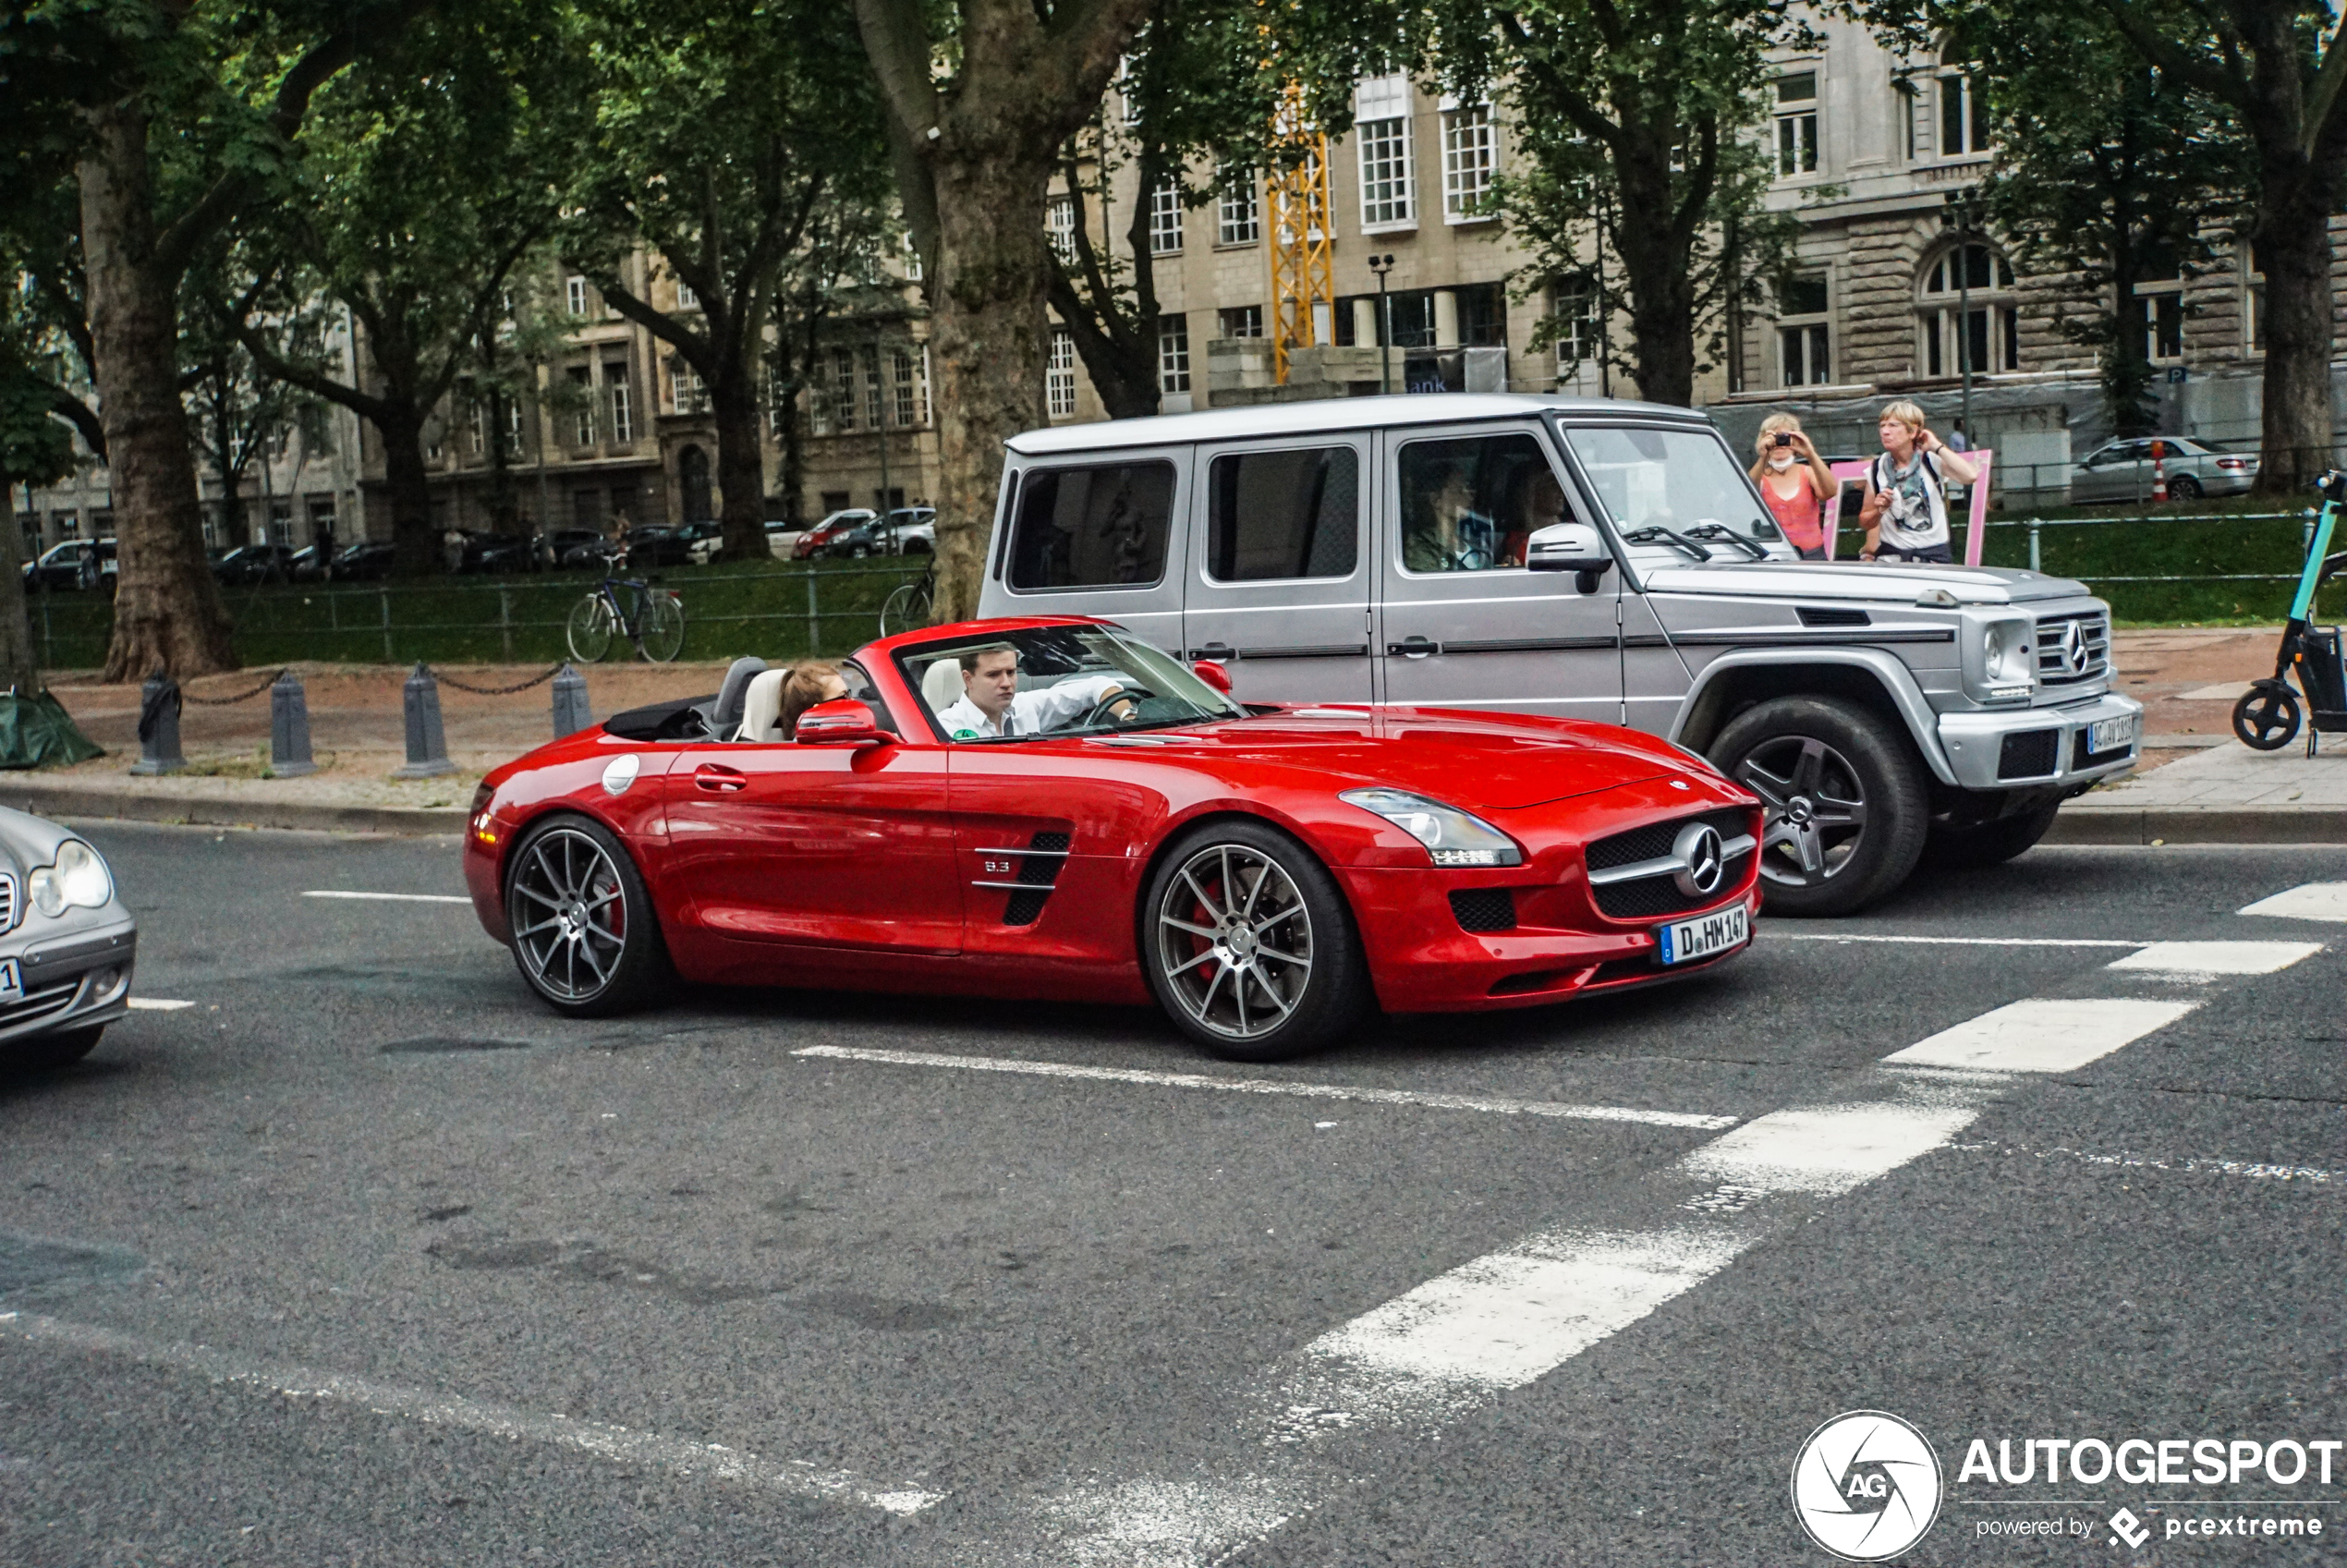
4, 826, 2345, 1566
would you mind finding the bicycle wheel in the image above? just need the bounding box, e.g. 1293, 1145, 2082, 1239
635, 590, 685, 663
566, 593, 615, 662
880, 580, 932, 638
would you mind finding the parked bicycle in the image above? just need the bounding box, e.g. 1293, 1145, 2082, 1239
879, 558, 935, 638
567, 550, 686, 662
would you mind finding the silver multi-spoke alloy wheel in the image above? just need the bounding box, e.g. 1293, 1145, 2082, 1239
1154, 842, 1314, 1043
1734, 735, 1867, 889
509, 826, 630, 1003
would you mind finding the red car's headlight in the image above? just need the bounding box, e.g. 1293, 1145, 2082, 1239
1340, 788, 1525, 867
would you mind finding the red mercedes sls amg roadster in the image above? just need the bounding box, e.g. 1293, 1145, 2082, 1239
465, 617, 1760, 1060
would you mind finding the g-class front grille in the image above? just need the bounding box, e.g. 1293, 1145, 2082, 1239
2036, 611, 2110, 687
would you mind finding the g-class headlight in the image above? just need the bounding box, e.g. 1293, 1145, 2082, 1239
29, 838, 114, 917
1969, 614, 2037, 703
1340, 788, 1525, 867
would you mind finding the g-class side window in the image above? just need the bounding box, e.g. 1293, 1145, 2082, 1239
1207, 446, 1359, 582
1006, 461, 1175, 590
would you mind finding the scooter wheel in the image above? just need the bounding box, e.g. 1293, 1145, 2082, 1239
2234, 683, 2302, 750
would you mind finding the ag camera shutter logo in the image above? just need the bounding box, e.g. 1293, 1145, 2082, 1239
1792, 1411, 1943, 1561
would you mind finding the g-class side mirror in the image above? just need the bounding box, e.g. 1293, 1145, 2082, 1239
1526, 522, 1614, 593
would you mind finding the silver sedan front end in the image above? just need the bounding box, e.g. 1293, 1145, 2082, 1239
0, 808, 136, 1060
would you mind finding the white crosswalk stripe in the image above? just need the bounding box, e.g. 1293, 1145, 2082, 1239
2108, 940, 2323, 977
2239, 881, 2347, 922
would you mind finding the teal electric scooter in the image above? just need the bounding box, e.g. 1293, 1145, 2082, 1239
2233, 469, 2347, 753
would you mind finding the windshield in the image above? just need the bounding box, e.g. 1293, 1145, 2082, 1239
896, 625, 1245, 743
1563, 424, 1797, 564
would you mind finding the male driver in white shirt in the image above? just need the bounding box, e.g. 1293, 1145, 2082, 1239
933, 644, 1134, 739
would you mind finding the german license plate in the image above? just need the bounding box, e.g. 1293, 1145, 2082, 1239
1658, 904, 1749, 966
0, 959, 21, 1003
2089, 715, 2137, 754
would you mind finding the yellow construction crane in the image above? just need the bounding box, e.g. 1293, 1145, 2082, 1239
1266, 80, 1333, 385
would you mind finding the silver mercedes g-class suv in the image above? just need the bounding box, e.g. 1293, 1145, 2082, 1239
974, 394, 2141, 915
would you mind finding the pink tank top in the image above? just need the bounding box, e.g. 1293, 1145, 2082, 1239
1761, 470, 1826, 553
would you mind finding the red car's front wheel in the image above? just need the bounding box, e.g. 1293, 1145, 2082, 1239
1142, 821, 1368, 1062
505, 817, 669, 1017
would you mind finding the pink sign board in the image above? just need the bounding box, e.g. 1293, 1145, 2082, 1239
1820, 450, 1992, 564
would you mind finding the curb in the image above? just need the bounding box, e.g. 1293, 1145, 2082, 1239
0, 781, 468, 837
2049, 806, 2347, 845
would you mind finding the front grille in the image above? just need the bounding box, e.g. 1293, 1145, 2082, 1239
2036, 611, 2110, 687
1449, 889, 1516, 932
1587, 808, 1754, 920
1998, 729, 2061, 780
0, 872, 17, 933
0, 974, 83, 1030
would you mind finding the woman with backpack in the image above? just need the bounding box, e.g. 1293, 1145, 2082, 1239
1858, 400, 1978, 563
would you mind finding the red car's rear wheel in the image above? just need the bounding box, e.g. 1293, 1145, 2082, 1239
1143, 820, 1368, 1062
505, 817, 668, 1016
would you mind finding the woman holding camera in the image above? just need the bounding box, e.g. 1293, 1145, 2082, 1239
1749, 414, 1838, 559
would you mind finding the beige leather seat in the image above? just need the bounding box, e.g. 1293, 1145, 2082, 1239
920, 659, 965, 715
736, 667, 790, 741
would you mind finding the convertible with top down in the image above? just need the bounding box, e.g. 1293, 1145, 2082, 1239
464, 617, 1762, 1060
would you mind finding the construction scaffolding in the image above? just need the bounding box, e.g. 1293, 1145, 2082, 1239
1266, 81, 1334, 385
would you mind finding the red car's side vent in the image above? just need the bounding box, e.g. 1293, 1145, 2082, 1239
1002, 832, 1071, 927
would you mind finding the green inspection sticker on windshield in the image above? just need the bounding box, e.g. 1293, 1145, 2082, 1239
954, 729, 978, 739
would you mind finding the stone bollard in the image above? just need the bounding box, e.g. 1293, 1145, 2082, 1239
269, 670, 318, 777
393, 661, 456, 779
130, 670, 187, 776
551, 662, 591, 737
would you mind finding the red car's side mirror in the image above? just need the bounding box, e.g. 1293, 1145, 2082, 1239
1190, 660, 1233, 694
795, 699, 889, 746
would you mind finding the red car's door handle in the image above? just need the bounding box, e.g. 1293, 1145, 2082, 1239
693, 763, 748, 793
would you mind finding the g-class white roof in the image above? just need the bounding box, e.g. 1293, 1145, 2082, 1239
1003, 394, 1712, 456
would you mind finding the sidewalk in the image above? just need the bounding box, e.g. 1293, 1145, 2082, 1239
0, 628, 2328, 840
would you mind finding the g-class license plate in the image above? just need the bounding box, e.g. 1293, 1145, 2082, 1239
2089, 715, 2137, 754
1658, 905, 1749, 966
0, 959, 21, 1003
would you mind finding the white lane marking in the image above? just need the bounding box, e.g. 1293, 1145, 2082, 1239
1953, 1142, 2341, 1186
1036, 1476, 1304, 1568
301, 890, 471, 904
2108, 940, 2323, 978
1769, 933, 2147, 948
792, 1044, 1735, 1130
127, 998, 193, 1012
0, 1309, 942, 1515
1675, 1103, 1983, 1197
1882, 998, 2200, 1074
1269, 1228, 1753, 1437
2241, 882, 2347, 922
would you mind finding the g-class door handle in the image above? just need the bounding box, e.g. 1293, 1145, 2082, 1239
1388, 636, 1440, 659
1189, 642, 1236, 661
694, 763, 748, 793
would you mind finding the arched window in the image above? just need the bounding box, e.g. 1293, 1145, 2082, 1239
1917, 242, 2018, 377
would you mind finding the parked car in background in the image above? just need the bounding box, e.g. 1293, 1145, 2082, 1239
678, 520, 725, 565
764, 520, 803, 560
620, 524, 695, 569
213, 542, 299, 585
540, 529, 606, 570
23, 540, 116, 592
288, 544, 329, 582
791, 508, 875, 560
2068, 436, 2258, 504
459, 530, 539, 575
884, 506, 936, 554
333, 541, 397, 580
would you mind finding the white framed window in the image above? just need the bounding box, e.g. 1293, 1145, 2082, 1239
565, 275, 588, 316
862, 346, 885, 430
830, 347, 857, 432
1047, 329, 1076, 418
1219, 304, 1263, 338
892, 348, 920, 427
606, 364, 632, 443
1356, 75, 1417, 230
1048, 194, 1077, 261
1917, 242, 2019, 375
2244, 240, 2265, 352
428, 425, 444, 462
1774, 72, 1819, 178
2133, 259, 2184, 363
568, 366, 595, 446
504, 398, 523, 456
1777, 273, 1832, 386
1149, 177, 1185, 254
1217, 167, 1260, 246
669, 355, 707, 414
1939, 46, 1989, 157
1552, 275, 1600, 367
901, 231, 923, 282
676, 277, 699, 310
1158, 313, 1191, 394
467, 403, 483, 455
1115, 56, 1142, 126
1441, 103, 1496, 220
919, 345, 932, 426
